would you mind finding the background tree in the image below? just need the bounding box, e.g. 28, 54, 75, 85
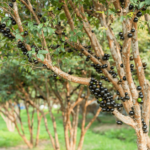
0, 62, 101, 150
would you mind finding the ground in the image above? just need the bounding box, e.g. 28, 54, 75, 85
0, 110, 138, 150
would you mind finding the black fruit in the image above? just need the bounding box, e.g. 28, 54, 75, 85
131, 29, 135, 32
9, 3, 13, 8
117, 120, 123, 125
142, 62, 147, 67
0, 29, 4, 33
129, 4, 134, 10
5, 28, 10, 33
110, 66, 114, 70
143, 130, 148, 133
133, 17, 138, 22
120, 36, 124, 40
119, 32, 123, 36
128, 33, 133, 38
120, 63, 123, 68
8, 34, 12, 38
130, 56, 134, 61
137, 86, 142, 90
129, 111, 134, 116
24, 31, 28, 36
136, 11, 142, 17
3, 33, 8, 37
142, 7, 147, 11
42, 17, 46, 22
123, 76, 126, 81
130, 64, 134, 68
143, 125, 147, 130
34, 60, 39, 64
12, 20, 16, 25
38, 13, 42, 17
1, 23, 6, 28
12, 0, 16, 2
33, 8, 36, 11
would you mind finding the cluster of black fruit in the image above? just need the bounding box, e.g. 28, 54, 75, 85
108, 66, 119, 79
9, 16, 17, 25
17, 41, 39, 64
129, 1, 147, 23
37, 13, 47, 23
0, 23, 15, 39
137, 86, 144, 104
119, 28, 135, 40
89, 78, 123, 112
142, 62, 147, 70
116, 91, 130, 102
18, 41, 27, 55
120, 63, 135, 72
118, 1, 147, 41
141, 119, 148, 133
82, 46, 100, 61
89, 77, 124, 125
91, 63, 107, 75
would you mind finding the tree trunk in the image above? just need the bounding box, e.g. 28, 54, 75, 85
14, 121, 33, 149
135, 129, 147, 150
35, 111, 42, 147
145, 14, 150, 34
1, 114, 15, 132
77, 132, 85, 150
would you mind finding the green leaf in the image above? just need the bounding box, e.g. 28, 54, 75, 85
138, 2, 145, 9
38, 50, 48, 54
47, 27, 55, 35
37, 54, 44, 61
145, 0, 150, 5
38, 23, 43, 29
43, 27, 47, 33
60, 13, 66, 20
6, 20, 11, 27
15, 34, 23, 41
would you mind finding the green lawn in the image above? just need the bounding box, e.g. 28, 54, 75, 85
0, 110, 137, 150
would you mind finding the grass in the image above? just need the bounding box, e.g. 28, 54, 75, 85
0, 109, 137, 150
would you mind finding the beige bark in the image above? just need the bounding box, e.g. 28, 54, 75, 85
1, 113, 15, 132
145, 14, 150, 34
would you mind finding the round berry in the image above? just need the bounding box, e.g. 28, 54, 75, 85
119, 32, 123, 36
1, 23, 6, 28
128, 33, 133, 38
120, 36, 124, 40
123, 76, 126, 81
9, 3, 13, 8
137, 86, 142, 90
136, 11, 142, 17
133, 17, 138, 22
24, 31, 28, 36
142, 62, 147, 67
117, 120, 123, 125
131, 29, 135, 32
120, 63, 123, 68
5, 28, 10, 33
137, 98, 142, 103
12, 20, 16, 25
129, 4, 134, 10
129, 111, 134, 116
